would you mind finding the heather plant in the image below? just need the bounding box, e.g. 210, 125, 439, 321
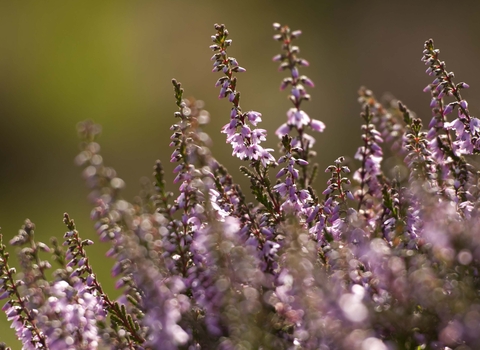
1, 21, 480, 350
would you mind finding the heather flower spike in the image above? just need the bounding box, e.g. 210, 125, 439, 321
3, 22, 480, 350
0, 230, 48, 349
422, 38, 480, 155
357, 87, 405, 154
353, 104, 384, 226
273, 22, 325, 189
308, 156, 352, 243
61, 213, 143, 348
211, 24, 275, 169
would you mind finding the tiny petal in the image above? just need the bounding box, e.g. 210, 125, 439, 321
291, 30, 302, 38
443, 103, 455, 115
273, 34, 283, 41
0, 291, 10, 300
233, 66, 246, 73
296, 159, 309, 166
276, 168, 288, 178
272, 54, 282, 62
302, 77, 315, 87
470, 118, 480, 133
322, 187, 333, 195
310, 119, 326, 132
247, 111, 262, 126
280, 79, 290, 91
291, 67, 299, 79
298, 59, 309, 67
275, 123, 290, 137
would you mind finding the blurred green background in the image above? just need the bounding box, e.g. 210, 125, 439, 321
1, 1, 479, 347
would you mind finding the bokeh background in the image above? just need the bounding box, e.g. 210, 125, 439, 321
1, 1, 479, 347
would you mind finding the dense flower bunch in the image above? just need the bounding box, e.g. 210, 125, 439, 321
1, 22, 480, 350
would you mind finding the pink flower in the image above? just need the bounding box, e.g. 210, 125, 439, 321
287, 108, 310, 129
310, 119, 326, 132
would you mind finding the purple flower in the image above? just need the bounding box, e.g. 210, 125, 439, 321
443, 102, 455, 115
246, 111, 262, 126
275, 122, 290, 137
310, 119, 326, 132
287, 108, 310, 129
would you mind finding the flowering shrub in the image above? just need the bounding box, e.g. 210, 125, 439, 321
1, 22, 480, 350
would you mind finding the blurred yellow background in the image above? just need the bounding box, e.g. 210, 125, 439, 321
1, 1, 479, 347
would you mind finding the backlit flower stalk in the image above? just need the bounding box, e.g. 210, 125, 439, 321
211, 24, 275, 169
273, 22, 325, 189
2, 218, 109, 350
377, 181, 419, 245
167, 79, 211, 278
61, 213, 143, 349
353, 104, 384, 227
423, 60, 453, 168
308, 157, 353, 244
422, 39, 480, 155
0, 231, 48, 349
211, 23, 282, 226
421, 42, 476, 205
357, 87, 404, 155
76, 121, 146, 346
9, 220, 51, 314
273, 136, 312, 217
413, 40, 476, 208
400, 102, 437, 189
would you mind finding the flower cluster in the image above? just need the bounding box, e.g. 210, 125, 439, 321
2, 23, 480, 350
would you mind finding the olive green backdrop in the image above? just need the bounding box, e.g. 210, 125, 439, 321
1, 1, 479, 347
